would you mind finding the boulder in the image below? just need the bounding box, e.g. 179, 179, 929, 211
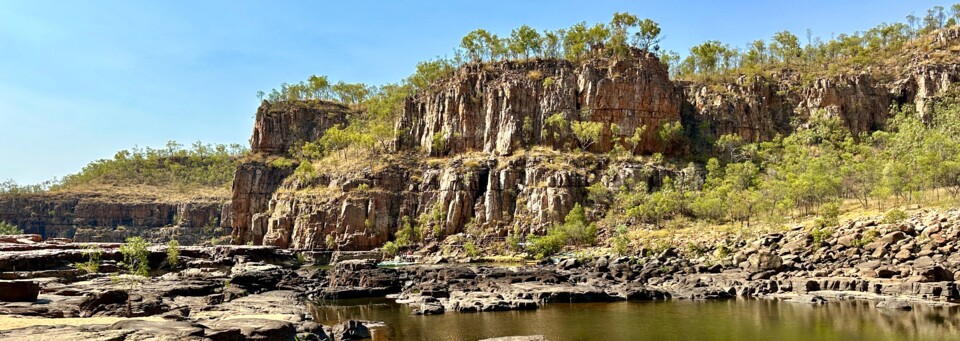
207, 318, 297, 341
746, 252, 782, 273
332, 320, 372, 340
0, 280, 40, 302
876, 300, 913, 311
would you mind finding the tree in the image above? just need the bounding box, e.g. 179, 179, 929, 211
924, 6, 947, 32
770, 30, 801, 62
509, 25, 543, 60
952, 4, 960, 25
542, 29, 564, 59
633, 18, 662, 51
658, 50, 681, 77
563, 22, 590, 61
571, 121, 604, 150
625, 125, 648, 154
120, 236, 150, 277
608, 12, 639, 58
331, 81, 371, 106
407, 58, 454, 91
585, 23, 611, 54
118, 236, 150, 316
307, 75, 331, 99
686, 41, 731, 74
461, 29, 489, 62
743, 40, 767, 67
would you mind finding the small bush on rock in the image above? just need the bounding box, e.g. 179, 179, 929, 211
0, 221, 22, 235
882, 209, 908, 224
120, 236, 150, 277
166, 240, 180, 268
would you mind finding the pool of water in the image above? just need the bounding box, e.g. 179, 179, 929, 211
309, 298, 960, 341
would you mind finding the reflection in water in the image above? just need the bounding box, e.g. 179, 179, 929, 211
308, 298, 960, 341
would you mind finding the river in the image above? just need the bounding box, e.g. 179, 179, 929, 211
310, 297, 960, 341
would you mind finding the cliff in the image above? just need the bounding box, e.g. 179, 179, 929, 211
0, 190, 230, 244
250, 100, 353, 154
396, 53, 682, 155
231, 39, 960, 250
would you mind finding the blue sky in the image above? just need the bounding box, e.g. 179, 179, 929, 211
0, 0, 954, 184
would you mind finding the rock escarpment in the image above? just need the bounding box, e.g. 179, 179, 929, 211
0, 193, 230, 244
250, 100, 353, 154
396, 53, 683, 155
684, 27, 960, 143
233, 44, 960, 250
247, 153, 674, 250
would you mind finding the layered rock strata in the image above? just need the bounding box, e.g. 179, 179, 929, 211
0, 193, 230, 244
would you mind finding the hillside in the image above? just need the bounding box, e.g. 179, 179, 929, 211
230, 19, 960, 256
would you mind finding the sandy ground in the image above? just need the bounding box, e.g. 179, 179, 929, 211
0, 315, 166, 331
0, 313, 298, 331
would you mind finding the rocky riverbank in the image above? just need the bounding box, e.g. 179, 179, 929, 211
0, 209, 957, 340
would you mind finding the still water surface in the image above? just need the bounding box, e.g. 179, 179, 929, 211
310, 298, 960, 341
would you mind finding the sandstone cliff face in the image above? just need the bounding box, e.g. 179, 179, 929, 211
0, 193, 230, 244
396, 53, 682, 156
250, 100, 353, 154
230, 161, 293, 245
233, 45, 960, 251
253, 155, 669, 250
682, 73, 894, 143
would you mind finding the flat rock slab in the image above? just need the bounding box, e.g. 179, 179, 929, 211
206, 318, 297, 340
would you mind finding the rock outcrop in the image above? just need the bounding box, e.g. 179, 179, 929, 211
0, 193, 230, 244
396, 53, 683, 156
250, 100, 353, 154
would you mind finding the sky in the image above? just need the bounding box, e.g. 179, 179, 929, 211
0, 0, 955, 184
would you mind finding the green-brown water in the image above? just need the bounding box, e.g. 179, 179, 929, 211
310, 298, 960, 341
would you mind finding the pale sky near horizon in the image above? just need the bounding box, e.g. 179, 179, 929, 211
0, 0, 955, 184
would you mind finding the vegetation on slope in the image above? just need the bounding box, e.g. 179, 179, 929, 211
1, 141, 247, 198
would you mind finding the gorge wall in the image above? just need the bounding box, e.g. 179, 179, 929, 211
230, 44, 960, 251
0, 193, 230, 244
396, 54, 682, 155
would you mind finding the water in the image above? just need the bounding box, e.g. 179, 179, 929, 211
309, 298, 960, 341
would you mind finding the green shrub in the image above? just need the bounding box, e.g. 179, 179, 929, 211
166, 240, 180, 268
852, 230, 880, 248
612, 225, 629, 255
269, 157, 296, 169
811, 228, 833, 248
526, 230, 567, 259
0, 221, 22, 235
464, 240, 479, 257
506, 235, 521, 252
75, 244, 103, 274
382, 241, 399, 257
542, 76, 556, 87
525, 203, 597, 258
819, 201, 841, 227
431, 133, 447, 154
882, 209, 908, 224
120, 237, 150, 277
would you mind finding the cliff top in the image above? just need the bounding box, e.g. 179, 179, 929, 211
1, 184, 230, 204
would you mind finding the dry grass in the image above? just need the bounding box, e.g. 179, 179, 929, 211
28, 183, 230, 203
